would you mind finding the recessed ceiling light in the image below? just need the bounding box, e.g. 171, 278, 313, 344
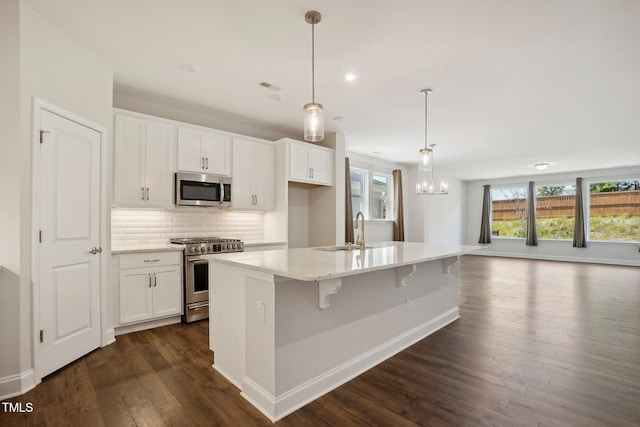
333, 116, 345, 122
270, 94, 284, 101
534, 163, 549, 170
344, 73, 358, 82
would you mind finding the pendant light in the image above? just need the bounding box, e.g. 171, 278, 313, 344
303, 11, 324, 142
416, 89, 448, 195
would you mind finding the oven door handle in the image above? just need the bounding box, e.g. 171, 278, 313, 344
187, 258, 208, 264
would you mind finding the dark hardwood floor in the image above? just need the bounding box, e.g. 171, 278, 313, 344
2, 256, 639, 426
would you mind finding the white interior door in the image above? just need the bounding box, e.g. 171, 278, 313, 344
38, 109, 101, 378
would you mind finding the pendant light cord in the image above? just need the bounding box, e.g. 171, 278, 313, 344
424, 91, 428, 150
311, 22, 315, 103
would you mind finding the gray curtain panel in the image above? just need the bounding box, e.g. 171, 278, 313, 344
345, 157, 354, 244
393, 169, 405, 241
573, 177, 587, 248
526, 181, 538, 246
478, 185, 492, 244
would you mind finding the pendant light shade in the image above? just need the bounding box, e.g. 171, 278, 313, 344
304, 11, 324, 142
304, 102, 324, 142
416, 89, 448, 195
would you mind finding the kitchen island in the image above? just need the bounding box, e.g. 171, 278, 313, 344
205, 241, 482, 422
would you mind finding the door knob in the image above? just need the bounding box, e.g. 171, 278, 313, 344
89, 247, 102, 255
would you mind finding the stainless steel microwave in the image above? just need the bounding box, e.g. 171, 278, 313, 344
175, 172, 231, 207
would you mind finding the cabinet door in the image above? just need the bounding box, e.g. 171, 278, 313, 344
202, 132, 232, 176
152, 266, 183, 318
114, 114, 146, 206
145, 121, 176, 208
253, 142, 274, 210
289, 143, 311, 182
177, 127, 205, 172
120, 268, 153, 324
231, 138, 254, 209
309, 147, 332, 185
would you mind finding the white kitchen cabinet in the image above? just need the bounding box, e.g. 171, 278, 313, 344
287, 139, 333, 186
114, 112, 176, 208
177, 126, 232, 176
232, 137, 274, 211
118, 251, 182, 325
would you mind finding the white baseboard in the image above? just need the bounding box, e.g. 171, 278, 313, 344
472, 251, 640, 267
212, 364, 242, 390
0, 369, 36, 400
114, 316, 181, 336
103, 327, 116, 346
241, 307, 460, 422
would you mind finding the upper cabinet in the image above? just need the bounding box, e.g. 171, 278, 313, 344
114, 111, 176, 208
287, 139, 333, 186
177, 126, 232, 176
232, 137, 274, 211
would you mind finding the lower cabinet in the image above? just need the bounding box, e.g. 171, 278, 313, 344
119, 251, 183, 325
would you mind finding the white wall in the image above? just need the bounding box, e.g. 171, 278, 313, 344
423, 177, 465, 244
287, 187, 309, 249
0, 0, 21, 274
0, 1, 114, 397
0, 0, 22, 388
464, 166, 640, 266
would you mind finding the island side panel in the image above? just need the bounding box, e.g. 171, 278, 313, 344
209, 262, 246, 389
274, 257, 460, 397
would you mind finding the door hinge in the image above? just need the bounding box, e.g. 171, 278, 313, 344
39, 330, 43, 343
39, 230, 42, 243
40, 130, 50, 144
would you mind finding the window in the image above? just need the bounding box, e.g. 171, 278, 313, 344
350, 167, 368, 219
588, 179, 640, 242
372, 172, 393, 220
349, 162, 395, 220
491, 187, 527, 238
535, 184, 575, 240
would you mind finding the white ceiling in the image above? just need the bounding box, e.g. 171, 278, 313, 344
26, 0, 640, 180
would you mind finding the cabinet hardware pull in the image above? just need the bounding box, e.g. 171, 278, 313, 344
144, 258, 160, 262
141, 187, 145, 200
255, 195, 258, 205
146, 187, 150, 200
148, 273, 152, 288
205, 157, 209, 170
153, 272, 157, 287
89, 247, 102, 255
202, 157, 205, 169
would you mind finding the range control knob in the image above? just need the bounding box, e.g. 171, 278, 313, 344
189, 247, 197, 254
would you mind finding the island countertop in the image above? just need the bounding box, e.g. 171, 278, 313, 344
204, 241, 483, 281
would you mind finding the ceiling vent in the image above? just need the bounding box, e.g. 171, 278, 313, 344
259, 81, 281, 92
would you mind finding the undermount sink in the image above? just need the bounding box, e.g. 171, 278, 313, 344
314, 245, 373, 251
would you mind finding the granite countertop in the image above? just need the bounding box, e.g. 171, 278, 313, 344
111, 244, 185, 254
204, 241, 483, 281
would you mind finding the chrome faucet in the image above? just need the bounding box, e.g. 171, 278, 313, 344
354, 211, 365, 250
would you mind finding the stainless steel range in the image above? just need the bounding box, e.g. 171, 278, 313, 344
170, 237, 244, 322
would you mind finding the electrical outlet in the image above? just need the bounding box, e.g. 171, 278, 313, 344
405, 298, 412, 311
257, 301, 265, 323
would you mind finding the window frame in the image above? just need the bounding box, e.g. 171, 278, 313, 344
349, 166, 369, 220
534, 182, 576, 241
585, 176, 640, 243
350, 161, 395, 221
490, 184, 528, 239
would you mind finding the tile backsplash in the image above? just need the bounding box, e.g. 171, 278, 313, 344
111, 208, 265, 247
